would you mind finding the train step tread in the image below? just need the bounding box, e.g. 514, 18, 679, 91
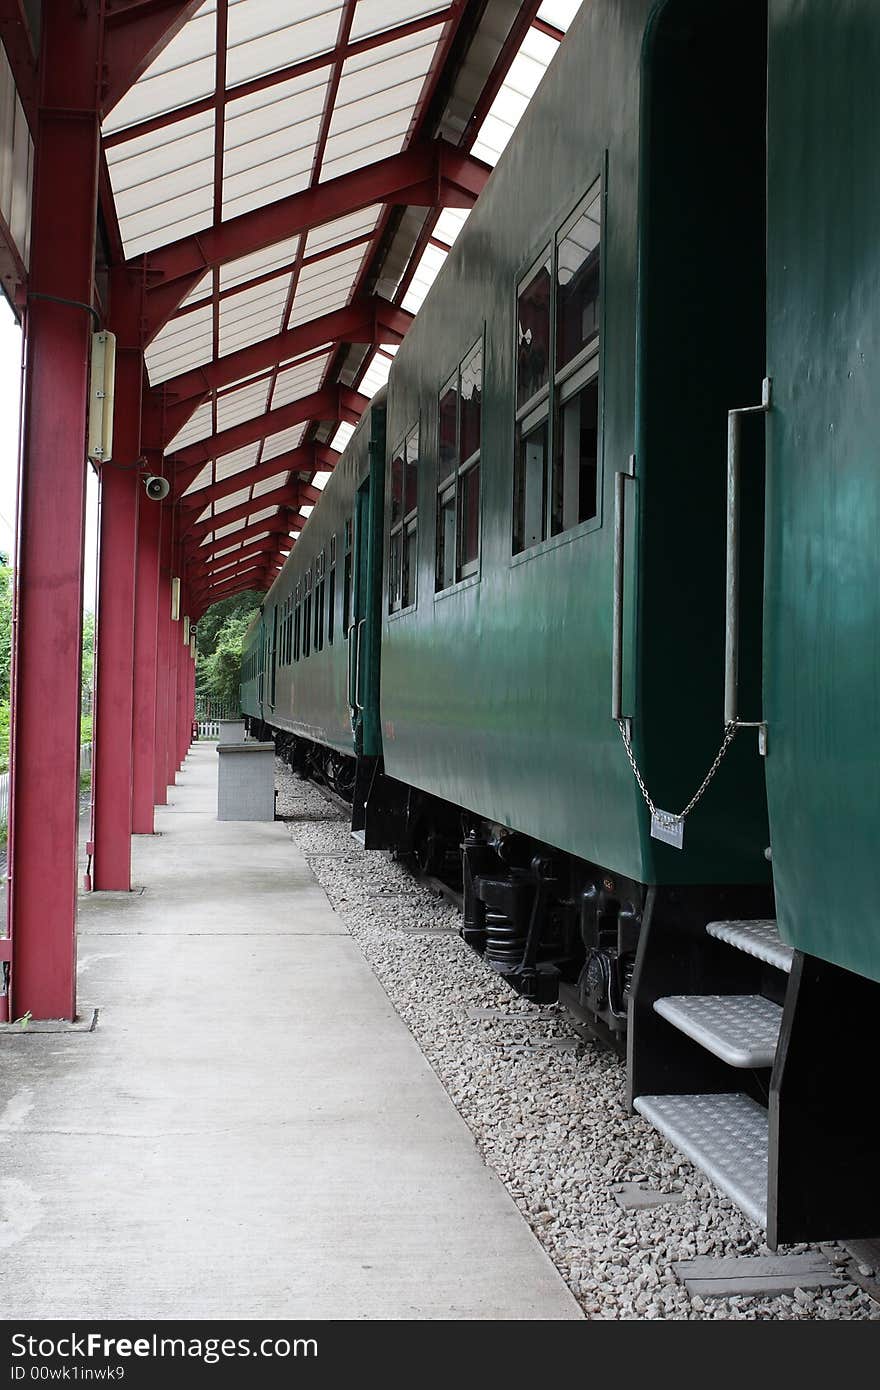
633, 1092, 768, 1228
653, 994, 783, 1068
705, 919, 794, 974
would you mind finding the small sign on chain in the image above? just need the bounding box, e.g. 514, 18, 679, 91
650, 809, 685, 850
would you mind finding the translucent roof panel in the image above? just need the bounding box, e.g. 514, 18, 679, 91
330, 421, 356, 453
221, 69, 329, 221
100, 2, 589, 568
219, 277, 290, 356
215, 379, 271, 434
358, 350, 393, 400
252, 472, 293, 497
401, 242, 448, 314
183, 463, 213, 494
288, 242, 370, 328
270, 352, 332, 409
225, 1, 345, 87
304, 205, 381, 258
262, 423, 308, 461
471, 27, 561, 167
167, 400, 214, 454
434, 206, 470, 247
215, 443, 261, 482
321, 25, 442, 182
146, 303, 214, 385
102, 1, 217, 135
537, 1, 584, 29
312, 470, 333, 491
219, 236, 300, 293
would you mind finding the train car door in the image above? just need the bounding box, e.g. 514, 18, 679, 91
764, 0, 880, 984
269, 604, 277, 711
257, 610, 265, 714
347, 480, 370, 752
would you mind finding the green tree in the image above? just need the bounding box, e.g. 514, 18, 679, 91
195, 591, 262, 710
0, 564, 13, 704
81, 609, 95, 707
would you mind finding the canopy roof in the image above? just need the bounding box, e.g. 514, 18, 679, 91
96, 0, 584, 608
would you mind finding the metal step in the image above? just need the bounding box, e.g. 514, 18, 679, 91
653, 994, 783, 1068
350, 829, 365, 846
706, 919, 794, 974
633, 1092, 768, 1227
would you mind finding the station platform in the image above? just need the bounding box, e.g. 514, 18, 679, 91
0, 743, 580, 1321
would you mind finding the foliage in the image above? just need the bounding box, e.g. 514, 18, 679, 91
0, 567, 95, 772
197, 610, 258, 709
195, 591, 262, 709
81, 611, 95, 698
0, 565, 12, 704
0, 697, 8, 776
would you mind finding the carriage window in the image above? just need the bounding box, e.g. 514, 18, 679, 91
294, 582, 301, 661
517, 255, 551, 409
343, 519, 353, 636
389, 425, 419, 613
314, 551, 325, 652
556, 191, 601, 370
513, 184, 601, 554
513, 415, 548, 553
328, 534, 336, 645
303, 570, 312, 658
435, 339, 483, 591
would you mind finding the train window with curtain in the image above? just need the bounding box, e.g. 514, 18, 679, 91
512, 183, 601, 555
294, 582, 301, 661
328, 534, 336, 645
435, 338, 483, 591
389, 424, 419, 613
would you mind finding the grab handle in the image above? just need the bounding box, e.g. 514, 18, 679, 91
725, 378, 771, 744
353, 618, 366, 712
612, 455, 636, 725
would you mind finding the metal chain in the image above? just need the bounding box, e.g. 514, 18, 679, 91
616, 719, 740, 822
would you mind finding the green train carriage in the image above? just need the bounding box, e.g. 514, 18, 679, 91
242, 0, 880, 1247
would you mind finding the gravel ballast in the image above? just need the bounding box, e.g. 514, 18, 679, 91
276, 759, 878, 1322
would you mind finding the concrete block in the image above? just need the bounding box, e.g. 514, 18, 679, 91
217, 741, 275, 821
217, 717, 246, 742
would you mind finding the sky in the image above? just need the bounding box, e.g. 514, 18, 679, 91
0, 293, 99, 608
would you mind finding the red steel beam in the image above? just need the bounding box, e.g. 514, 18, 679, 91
180, 447, 333, 515
7, 0, 102, 1021
170, 384, 366, 490
194, 566, 270, 602
161, 297, 410, 408
192, 540, 282, 579
101, 1, 204, 118
186, 485, 303, 541
196, 519, 294, 561
142, 141, 490, 340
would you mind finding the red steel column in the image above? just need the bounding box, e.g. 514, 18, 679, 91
165, 538, 180, 787
6, 4, 101, 1020
154, 509, 173, 805
131, 492, 161, 832
92, 269, 142, 889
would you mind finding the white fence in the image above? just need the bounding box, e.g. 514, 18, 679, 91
0, 742, 92, 831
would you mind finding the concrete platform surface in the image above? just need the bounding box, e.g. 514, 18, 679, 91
0, 743, 581, 1321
